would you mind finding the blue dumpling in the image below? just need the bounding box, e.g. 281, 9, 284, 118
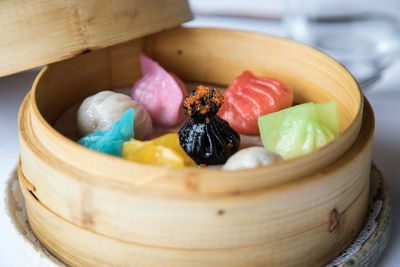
78, 108, 134, 156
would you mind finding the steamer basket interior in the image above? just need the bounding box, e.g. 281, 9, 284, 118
30, 27, 364, 193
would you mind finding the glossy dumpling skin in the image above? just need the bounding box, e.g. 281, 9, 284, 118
122, 133, 196, 167
218, 71, 293, 135
77, 90, 152, 140
258, 102, 340, 160
131, 53, 187, 127
223, 146, 282, 170
178, 85, 240, 165
78, 108, 135, 156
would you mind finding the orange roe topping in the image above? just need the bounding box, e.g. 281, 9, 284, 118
205, 117, 210, 124
199, 163, 208, 168
183, 85, 224, 116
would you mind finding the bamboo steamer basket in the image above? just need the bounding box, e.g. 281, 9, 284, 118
17, 26, 374, 267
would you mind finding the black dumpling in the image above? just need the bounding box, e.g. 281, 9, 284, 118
178, 85, 240, 165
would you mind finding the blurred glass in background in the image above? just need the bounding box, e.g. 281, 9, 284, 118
283, 0, 400, 89
189, 0, 400, 90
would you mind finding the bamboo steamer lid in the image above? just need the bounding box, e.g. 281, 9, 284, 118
0, 0, 192, 77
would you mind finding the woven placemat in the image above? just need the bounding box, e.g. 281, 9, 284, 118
5, 164, 391, 267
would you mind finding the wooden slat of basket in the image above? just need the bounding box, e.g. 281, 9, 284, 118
0, 0, 192, 77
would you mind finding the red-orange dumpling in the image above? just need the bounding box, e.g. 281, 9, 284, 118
218, 71, 293, 135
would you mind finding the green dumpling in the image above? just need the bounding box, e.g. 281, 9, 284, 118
258, 102, 340, 160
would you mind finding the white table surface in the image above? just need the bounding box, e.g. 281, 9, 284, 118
1, 14, 400, 267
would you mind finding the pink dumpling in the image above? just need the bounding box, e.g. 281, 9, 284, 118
131, 54, 187, 127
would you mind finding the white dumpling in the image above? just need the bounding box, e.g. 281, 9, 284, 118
77, 91, 153, 140
131, 100, 153, 140
222, 146, 282, 171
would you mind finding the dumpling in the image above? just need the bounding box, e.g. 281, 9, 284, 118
223, 147, 282, 170
78, 108, 135, 156
77, 90, 152, 140
218, 71, 293, 135
123, 133, 196, 167
131, 53, 187, 127
178, 85, 240, 165
258, 102, 340, 159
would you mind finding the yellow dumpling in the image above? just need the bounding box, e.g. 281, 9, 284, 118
122, 133, 196, 167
